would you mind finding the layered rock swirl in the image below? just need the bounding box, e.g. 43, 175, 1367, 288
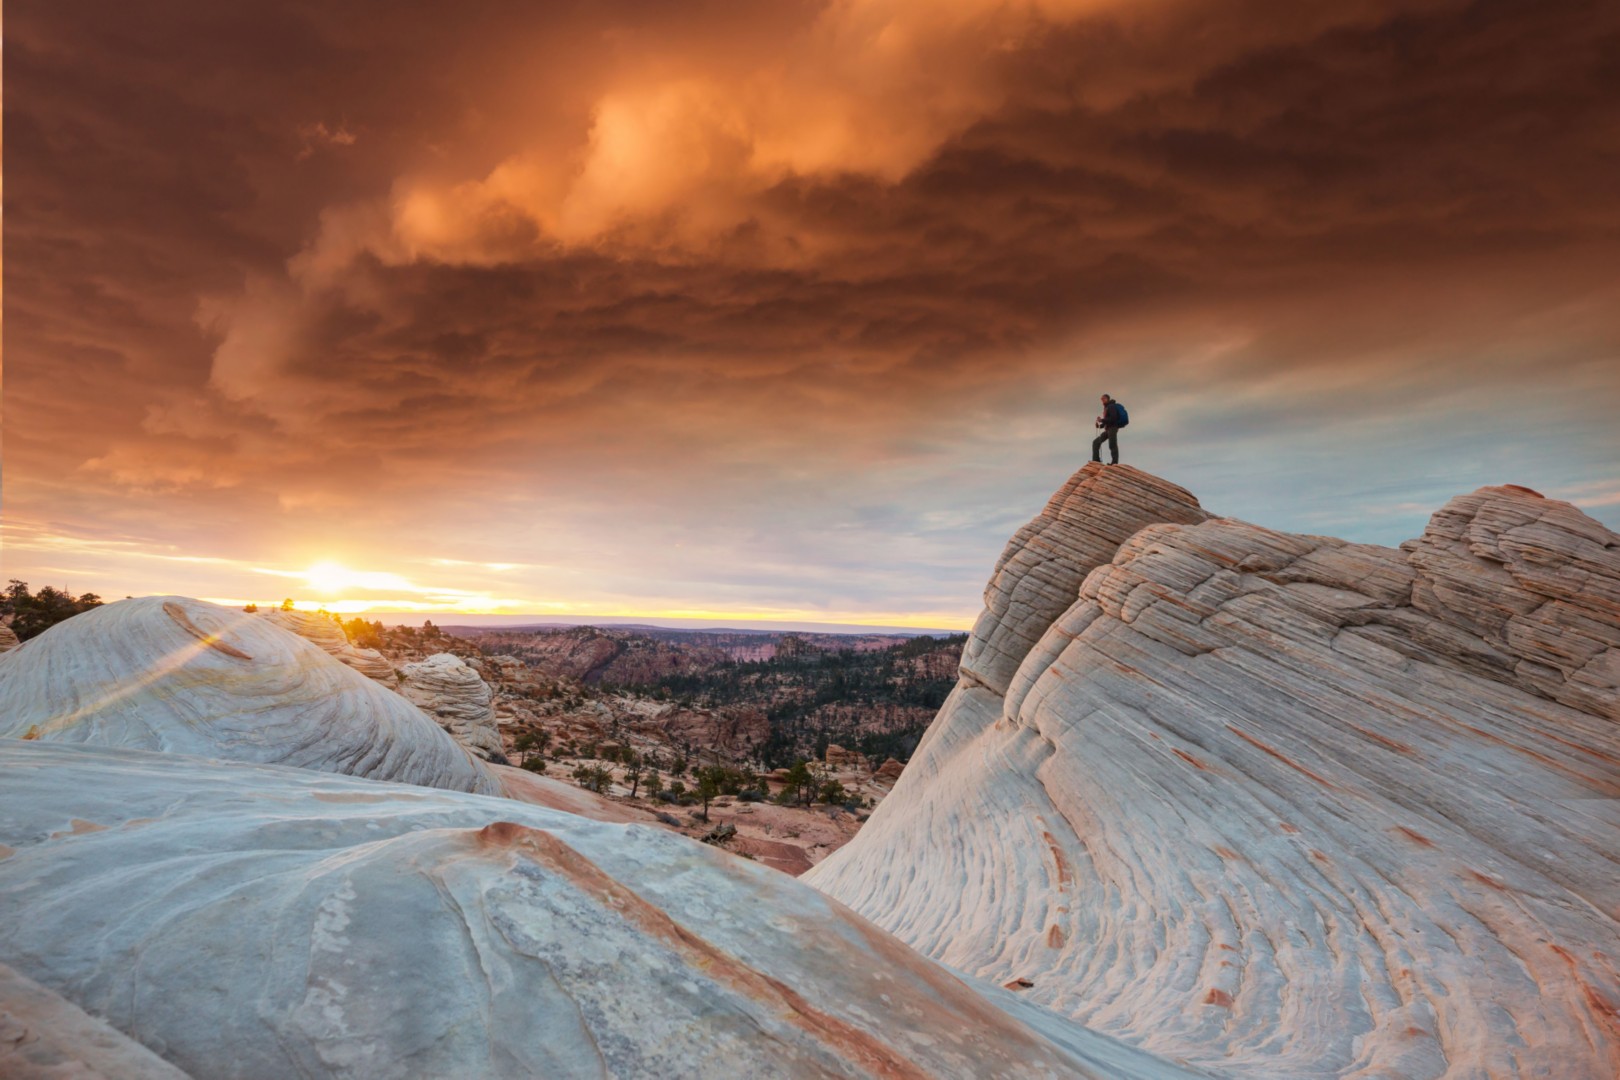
0, 596, 500, 796
806, 463, 1620, 1079
0, 741, 1198, 1080
254, 606, 397, 683
399, 651, 507, 761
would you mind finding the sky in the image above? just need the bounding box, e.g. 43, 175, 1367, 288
5, 0, 1618, 629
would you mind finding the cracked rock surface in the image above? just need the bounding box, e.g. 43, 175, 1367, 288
808, 464, 1620, 1079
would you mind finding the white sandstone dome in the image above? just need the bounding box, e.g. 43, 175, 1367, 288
809, 465, 1620, 1079
0, 741, 1197, 1080
0, 595, 500, 795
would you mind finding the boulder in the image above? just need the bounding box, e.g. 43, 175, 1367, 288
398, 652, 506, 762
874, 758, 905, 783
809, 465, 1620, 1078
0, 596, 499, 796
823, 743, 869, 770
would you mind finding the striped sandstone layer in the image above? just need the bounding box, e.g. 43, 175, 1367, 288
808, 465, 1620, 1078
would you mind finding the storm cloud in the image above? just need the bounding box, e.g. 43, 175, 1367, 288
6, 0, 1618, 622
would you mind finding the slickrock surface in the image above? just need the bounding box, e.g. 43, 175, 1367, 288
0, 962, 190, 1080
1404, 485, 1620, 719
809, 465, 1620, 1079
399, 651, 507, 761
959, 464, 1209, 697
0, 596, 501, 796
0, 741, 1201, 1080
255, 607, 397, 683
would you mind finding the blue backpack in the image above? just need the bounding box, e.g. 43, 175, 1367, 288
1113, 402, 1129, 427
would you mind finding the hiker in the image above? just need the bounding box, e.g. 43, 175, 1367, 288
1092, 393, 1128, 464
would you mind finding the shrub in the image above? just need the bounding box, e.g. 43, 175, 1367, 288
2, 581, 105, 641
572, 763, 611, 793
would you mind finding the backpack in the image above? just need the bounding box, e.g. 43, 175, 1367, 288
1113, 402, 1129, 427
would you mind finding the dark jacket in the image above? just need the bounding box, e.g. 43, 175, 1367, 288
1102, 401, 1124, 428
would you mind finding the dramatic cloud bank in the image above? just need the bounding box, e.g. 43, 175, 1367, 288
7, 0, 1618, 621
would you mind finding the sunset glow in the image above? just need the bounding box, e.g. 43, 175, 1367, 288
6, 0, 1618, 625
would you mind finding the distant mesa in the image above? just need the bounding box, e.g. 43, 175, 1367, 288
809, 462, 1620, 1077
0, 595, 501, 796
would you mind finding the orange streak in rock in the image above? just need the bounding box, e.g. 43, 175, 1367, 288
50, 819, 107, 839
1346, 724, 1416, 755
470, 821, 934, 1080
1457, 722, 1620, 796
1226, 726, 1338, 790
163, 602, 254, 660
1042, 831, 1075, 889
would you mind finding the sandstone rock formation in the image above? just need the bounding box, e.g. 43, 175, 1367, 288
958, 464, 1210, 697
0, 740, 1197, 1080
0, 596, 500, 796
0, 626, 20, 654
254, 607, 397, 684
655, 700, 771, 758
809, 464, 1620, 1078
824, 743, 869, 770
399, 652, 507, 762
0, 962, 189, 1080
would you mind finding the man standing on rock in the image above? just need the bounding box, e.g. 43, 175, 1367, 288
1092, 393, 1127, 464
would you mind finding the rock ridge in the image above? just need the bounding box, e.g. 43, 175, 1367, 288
808, 465, 1620, 1079
0, 596, 501, 796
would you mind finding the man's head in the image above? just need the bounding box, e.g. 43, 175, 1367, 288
1100, 394, 1112, 404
